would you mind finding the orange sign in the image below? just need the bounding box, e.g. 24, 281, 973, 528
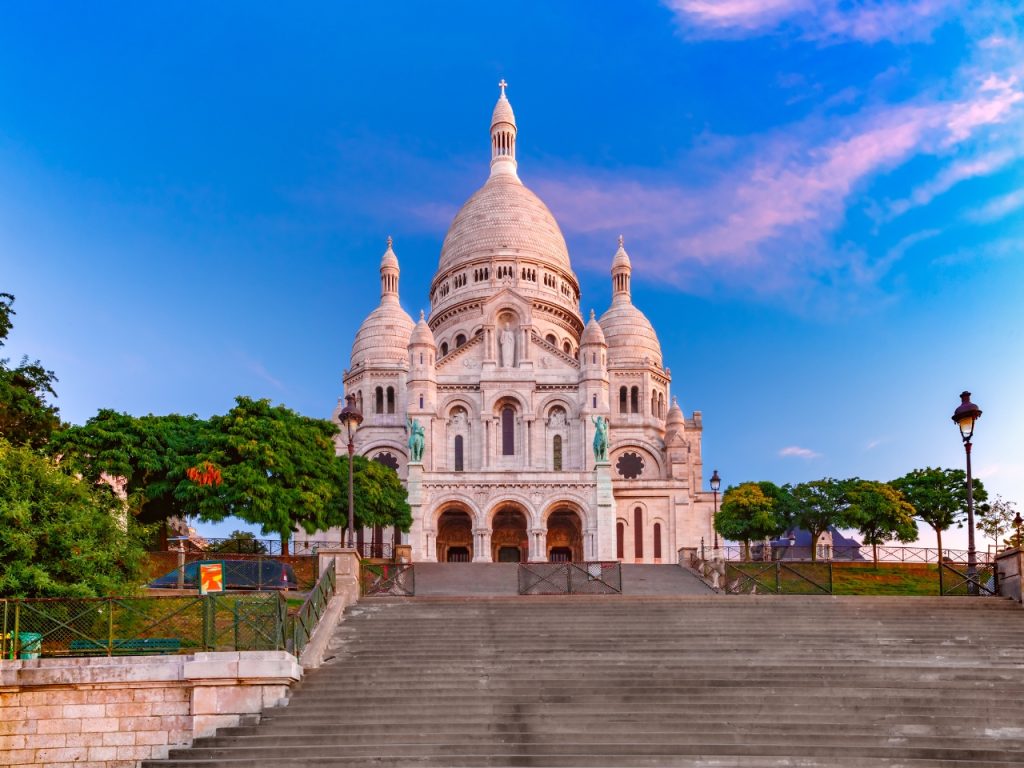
199, 562, 224, 594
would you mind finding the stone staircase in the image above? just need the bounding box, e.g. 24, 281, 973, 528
145, 594, 1024, 767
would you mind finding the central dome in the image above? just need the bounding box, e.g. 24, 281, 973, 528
437, 172, 572, 274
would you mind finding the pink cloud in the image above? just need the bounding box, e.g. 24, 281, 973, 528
779, 445, 821, 459
665, 0, 962, 43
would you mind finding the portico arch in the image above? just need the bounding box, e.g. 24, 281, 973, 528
435, 504, 474, 563
544, 503, 585, 562
488, 502, 530, 563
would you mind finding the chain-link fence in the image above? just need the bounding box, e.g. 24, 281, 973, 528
1, 593, 287, 659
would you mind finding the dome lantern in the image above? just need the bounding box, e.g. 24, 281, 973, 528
490, 79, 518, 178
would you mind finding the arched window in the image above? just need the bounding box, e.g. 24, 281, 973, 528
356, 391, 363, 412
619, 386, 627, 414
419, 394, 424, 409
454, 435, 464, 472
386, 386, 395, 414
374, 387, 384, 414
545, 333, 557, 346
658, 392, 665, 418
592, 394, 597, 408
563, 341, 571, 355
651, 392, 657, 416
440, 342, 449, 356
591, 352, 596, 365
419, 352, 424, 365
634, 507, 643, 559
501, 406, 515, 456
616, 522, 624, 560
552, 435, 562, 471
653, 523, 662, 560
455, 334, 466, 348
630, 386, 639, 414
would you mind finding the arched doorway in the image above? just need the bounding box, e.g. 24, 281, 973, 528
546, 507, 583, 562
437, 508, 473, 562
491, 506, 528, 562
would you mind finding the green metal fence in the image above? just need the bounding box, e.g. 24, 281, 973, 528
1, 593, 288, 659
724, 561, 834, 595
292, 560, 336, 658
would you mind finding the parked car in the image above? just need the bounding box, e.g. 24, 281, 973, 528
148, 559, 297, 591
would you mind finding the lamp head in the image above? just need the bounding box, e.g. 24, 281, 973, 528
952, 391, 981, 442
710, 469, 721, 493
339, 393, 363, 437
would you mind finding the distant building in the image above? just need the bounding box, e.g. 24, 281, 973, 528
298, 84, 714, 562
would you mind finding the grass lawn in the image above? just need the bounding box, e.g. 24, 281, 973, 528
832, 562, 941, 596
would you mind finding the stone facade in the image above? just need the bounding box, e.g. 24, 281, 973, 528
298, 84, 714, 563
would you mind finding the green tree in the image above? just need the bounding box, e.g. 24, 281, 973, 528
208, 529, 268, 554
790, 478, 852, 562
0, 294, 61, 448
0, 439, 149, 597
978, 496, 1021, 551
180, 397, 342, 555
891, 468, 987, 562
715, 482, 786, 560
333, 455, 413, 537
845, 480, 918, 565
49, 410, 208, 536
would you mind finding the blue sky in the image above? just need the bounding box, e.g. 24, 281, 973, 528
2, 2, 1021, 549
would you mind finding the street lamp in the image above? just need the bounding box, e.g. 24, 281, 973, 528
1013, 512, 1023, 550
952, 391, 982, 594
710, 469, 721, 553
339, 394, 363, 549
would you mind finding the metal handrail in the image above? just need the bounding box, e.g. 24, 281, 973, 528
292, 559, 336, 657
706, 543, 994, 565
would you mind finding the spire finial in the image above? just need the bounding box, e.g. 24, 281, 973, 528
589, 309, 595, 320
498, 79, 508, 97
419, 309, 425, 321
618, 234, 624, 248
386, 235, 393, 249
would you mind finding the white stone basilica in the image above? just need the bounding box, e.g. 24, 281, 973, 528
308, 84, 714, 563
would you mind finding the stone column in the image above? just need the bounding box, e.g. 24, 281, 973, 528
997, 547, 1024, 603
473, 528, 492, 562
595, 461, 615, 560
529, 527, 547, 562
406, 463, 432, 561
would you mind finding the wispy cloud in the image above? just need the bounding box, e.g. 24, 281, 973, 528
664, 0, 962, 43
865, 437, 890, 450
966, 188, 1024, 223
779, 445, 822, 459
884, 149, 1017, 220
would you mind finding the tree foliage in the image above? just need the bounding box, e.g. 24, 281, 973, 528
0, 440, 149, 597
789, 478, 853, 562
0, 294, 61, 448
715, 482, 787, 559
978, 495, 1021, 550
891, 467, 987, 561
845, 479, 918, 564
50, 410, 207, 526
334, 455, 413, 534
207, 529, 268, 554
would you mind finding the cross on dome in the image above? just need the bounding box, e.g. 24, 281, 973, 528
498, 79, 508, 97
386, 235, 393, 248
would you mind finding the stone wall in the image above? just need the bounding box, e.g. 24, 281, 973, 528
0, 651, 301, 767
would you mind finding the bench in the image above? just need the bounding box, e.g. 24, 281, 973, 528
68, 637, 183, 655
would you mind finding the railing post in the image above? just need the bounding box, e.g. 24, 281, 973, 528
775, 563, 781, 594
828, 563, 833, 594
939, 562, 945, 596
12, 602, 20, 659
107, 598, 114, 657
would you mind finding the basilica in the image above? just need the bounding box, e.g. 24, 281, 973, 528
302, 84, 714, 563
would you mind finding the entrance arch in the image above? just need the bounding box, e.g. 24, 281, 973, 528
437, 507, 474, 562
490, 505, 529, 562
546, 507, 584, 562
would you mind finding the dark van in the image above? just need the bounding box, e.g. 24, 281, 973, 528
148, 559, 297, 591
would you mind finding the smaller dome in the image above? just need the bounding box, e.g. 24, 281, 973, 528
409, 310, 435, 348
381, 236, 398, 270
612, 235, 630, 270
665, 397, 686, 442
492, 93, 516, 128
581, 309, 606, 346
350, 303, 415, 368
599, 303, 662, 367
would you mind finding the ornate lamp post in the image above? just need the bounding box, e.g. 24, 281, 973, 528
338, 394, 363, 549
1013, 512, 1023, 550
710, 469, 721, 553
952, 391, 982, 594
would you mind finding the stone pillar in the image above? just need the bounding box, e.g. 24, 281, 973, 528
406, 463, 432, 561
314, 547, 362, 605
997, 547, 1024, 603
473, 528, 492, 562
595, 461, 615, 560
529, 527, 547, 562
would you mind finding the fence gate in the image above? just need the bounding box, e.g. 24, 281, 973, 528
518, 562, 622, 595
724, 562, 833, 595
940, 562, 998, 596
360, 563, 415, 597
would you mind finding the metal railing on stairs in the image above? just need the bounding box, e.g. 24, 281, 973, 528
291, 559, 336, 657
360, 563, 415, 596
724, 562, 833, 595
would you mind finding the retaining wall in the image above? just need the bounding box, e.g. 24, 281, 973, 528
0, 651, 301, 767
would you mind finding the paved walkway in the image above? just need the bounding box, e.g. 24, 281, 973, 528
412, 562, 711, 596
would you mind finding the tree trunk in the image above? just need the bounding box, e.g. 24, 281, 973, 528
935, 527, 943, 565
872, 540, 879, 566
280, 532, 290, 557
809, 527, 820, 562
743, 540, 751, 562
